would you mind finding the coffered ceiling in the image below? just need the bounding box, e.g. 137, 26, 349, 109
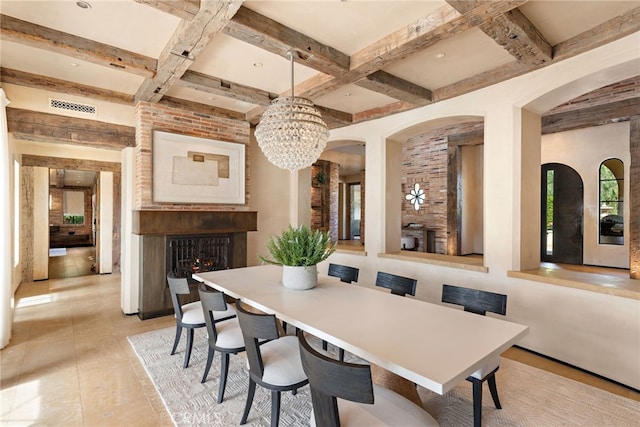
1, 0, 638, 130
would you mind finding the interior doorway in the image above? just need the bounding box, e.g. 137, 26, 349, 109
541, 163, 584, 265
48, 169, 98, 279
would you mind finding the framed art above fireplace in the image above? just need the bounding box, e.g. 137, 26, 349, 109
152, 130, 245, 204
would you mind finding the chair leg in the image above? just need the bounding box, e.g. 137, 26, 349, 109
201, 347, 215, 383
281, 321, 288, 334
170, 325, 182, 355
270, 390, 281, 427
338, 348, 345, 362
183, 328, 194, 368
240, 378, 256, 425
471, 378, 483, 427
487, 373, 502, 409
217, 353, 230, 404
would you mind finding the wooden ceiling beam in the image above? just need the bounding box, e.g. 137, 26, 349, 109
447, 1, 552, 65
0, 14, 156, 78
135, 0, 243, 103
224, 6, 350, 77
176, 70, 276, 105
355, 71, 432, 105
553, 6, 640, 61
542, 97, 640, 135
0, 67, 134, 105
134, 0, 200, 21
434, 7, 640, 105
6, 108, 135, 149
448, 129, 484, 146
315, 106, 353, 129
158, 96, 245, 121
298, 1, 527, 101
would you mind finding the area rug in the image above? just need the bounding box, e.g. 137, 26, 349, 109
49, 248, 67, 257
128, 327, 640, 427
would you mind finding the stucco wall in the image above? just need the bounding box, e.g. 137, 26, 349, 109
542, 122, 630, 268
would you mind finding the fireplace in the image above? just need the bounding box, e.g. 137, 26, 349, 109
133, 210, 257, 319
166, 234, 232, 279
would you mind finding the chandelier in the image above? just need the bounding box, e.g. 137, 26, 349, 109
255, 50, 329, 172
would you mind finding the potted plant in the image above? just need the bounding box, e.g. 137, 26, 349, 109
260, 225, 336, 290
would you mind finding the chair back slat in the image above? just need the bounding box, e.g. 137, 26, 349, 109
375, 271, 417, 297
442, 284, 507, 316
235, 300, 280, 379
298, 332, 373, 427
328, 264, 359, 283
167, 274, 191, 320
198, 283, 228, 342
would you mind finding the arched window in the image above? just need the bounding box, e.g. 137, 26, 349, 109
599, 158, 623, 245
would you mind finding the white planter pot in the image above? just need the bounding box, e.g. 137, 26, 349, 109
282, 265, 318, 290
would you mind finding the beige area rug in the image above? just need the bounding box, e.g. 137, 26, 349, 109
128, 327, 640, 427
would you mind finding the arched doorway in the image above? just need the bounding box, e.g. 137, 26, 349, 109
541, 163, 583, 265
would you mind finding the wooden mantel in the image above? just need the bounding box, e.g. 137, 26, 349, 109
132, 210, 258, 235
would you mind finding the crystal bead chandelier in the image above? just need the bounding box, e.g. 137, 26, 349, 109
255, 50, 329, 172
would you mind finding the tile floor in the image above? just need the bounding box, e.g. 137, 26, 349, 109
1, 273, 638, 426
48, 246, 97, 280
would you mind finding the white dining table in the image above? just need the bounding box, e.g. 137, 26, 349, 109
193, 264, 529, 395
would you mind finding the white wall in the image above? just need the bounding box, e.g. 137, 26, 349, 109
32, 167, 49, 280
120, 148, 138, 314
308, 33, 640, 388
247, 129, 294, 266
542, 122, 630, 268
98, 172, 113, 274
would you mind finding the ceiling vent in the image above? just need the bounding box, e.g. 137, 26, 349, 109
49, 98, 97, 115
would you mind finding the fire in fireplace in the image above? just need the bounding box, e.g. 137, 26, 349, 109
166, 234, 232, 279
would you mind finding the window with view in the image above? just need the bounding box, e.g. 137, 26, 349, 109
599, 158, 623, 245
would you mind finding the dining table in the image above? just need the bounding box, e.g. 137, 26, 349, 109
193, 264, 529, 395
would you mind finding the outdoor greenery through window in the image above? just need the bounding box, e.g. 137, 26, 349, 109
63, 215, 84, 225
545, 169, 554, 255
63, 190, 85, 225
599, 158, 623, 245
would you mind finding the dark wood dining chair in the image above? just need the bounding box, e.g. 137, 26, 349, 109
167, 274, 237, 369
235, 300, 308, 427
325, 263, 360, 360
298, 331, 439, 427
166, 273, 207, 369
197, 283, 245, 403
375, 271, 417, 297
328, 263, 359, 284
441, 284, 508, 427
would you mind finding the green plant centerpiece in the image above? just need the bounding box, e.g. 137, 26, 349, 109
260, 225, 336, 290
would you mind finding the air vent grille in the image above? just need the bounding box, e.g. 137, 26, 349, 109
49, 98, 97, 115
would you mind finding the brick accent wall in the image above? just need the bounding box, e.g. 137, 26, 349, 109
135, 102, 251, 211
402, 121, 483, 253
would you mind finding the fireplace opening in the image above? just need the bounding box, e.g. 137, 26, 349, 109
166, 234, 232, 280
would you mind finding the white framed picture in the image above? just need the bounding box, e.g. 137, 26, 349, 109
152, 130, 245, 204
